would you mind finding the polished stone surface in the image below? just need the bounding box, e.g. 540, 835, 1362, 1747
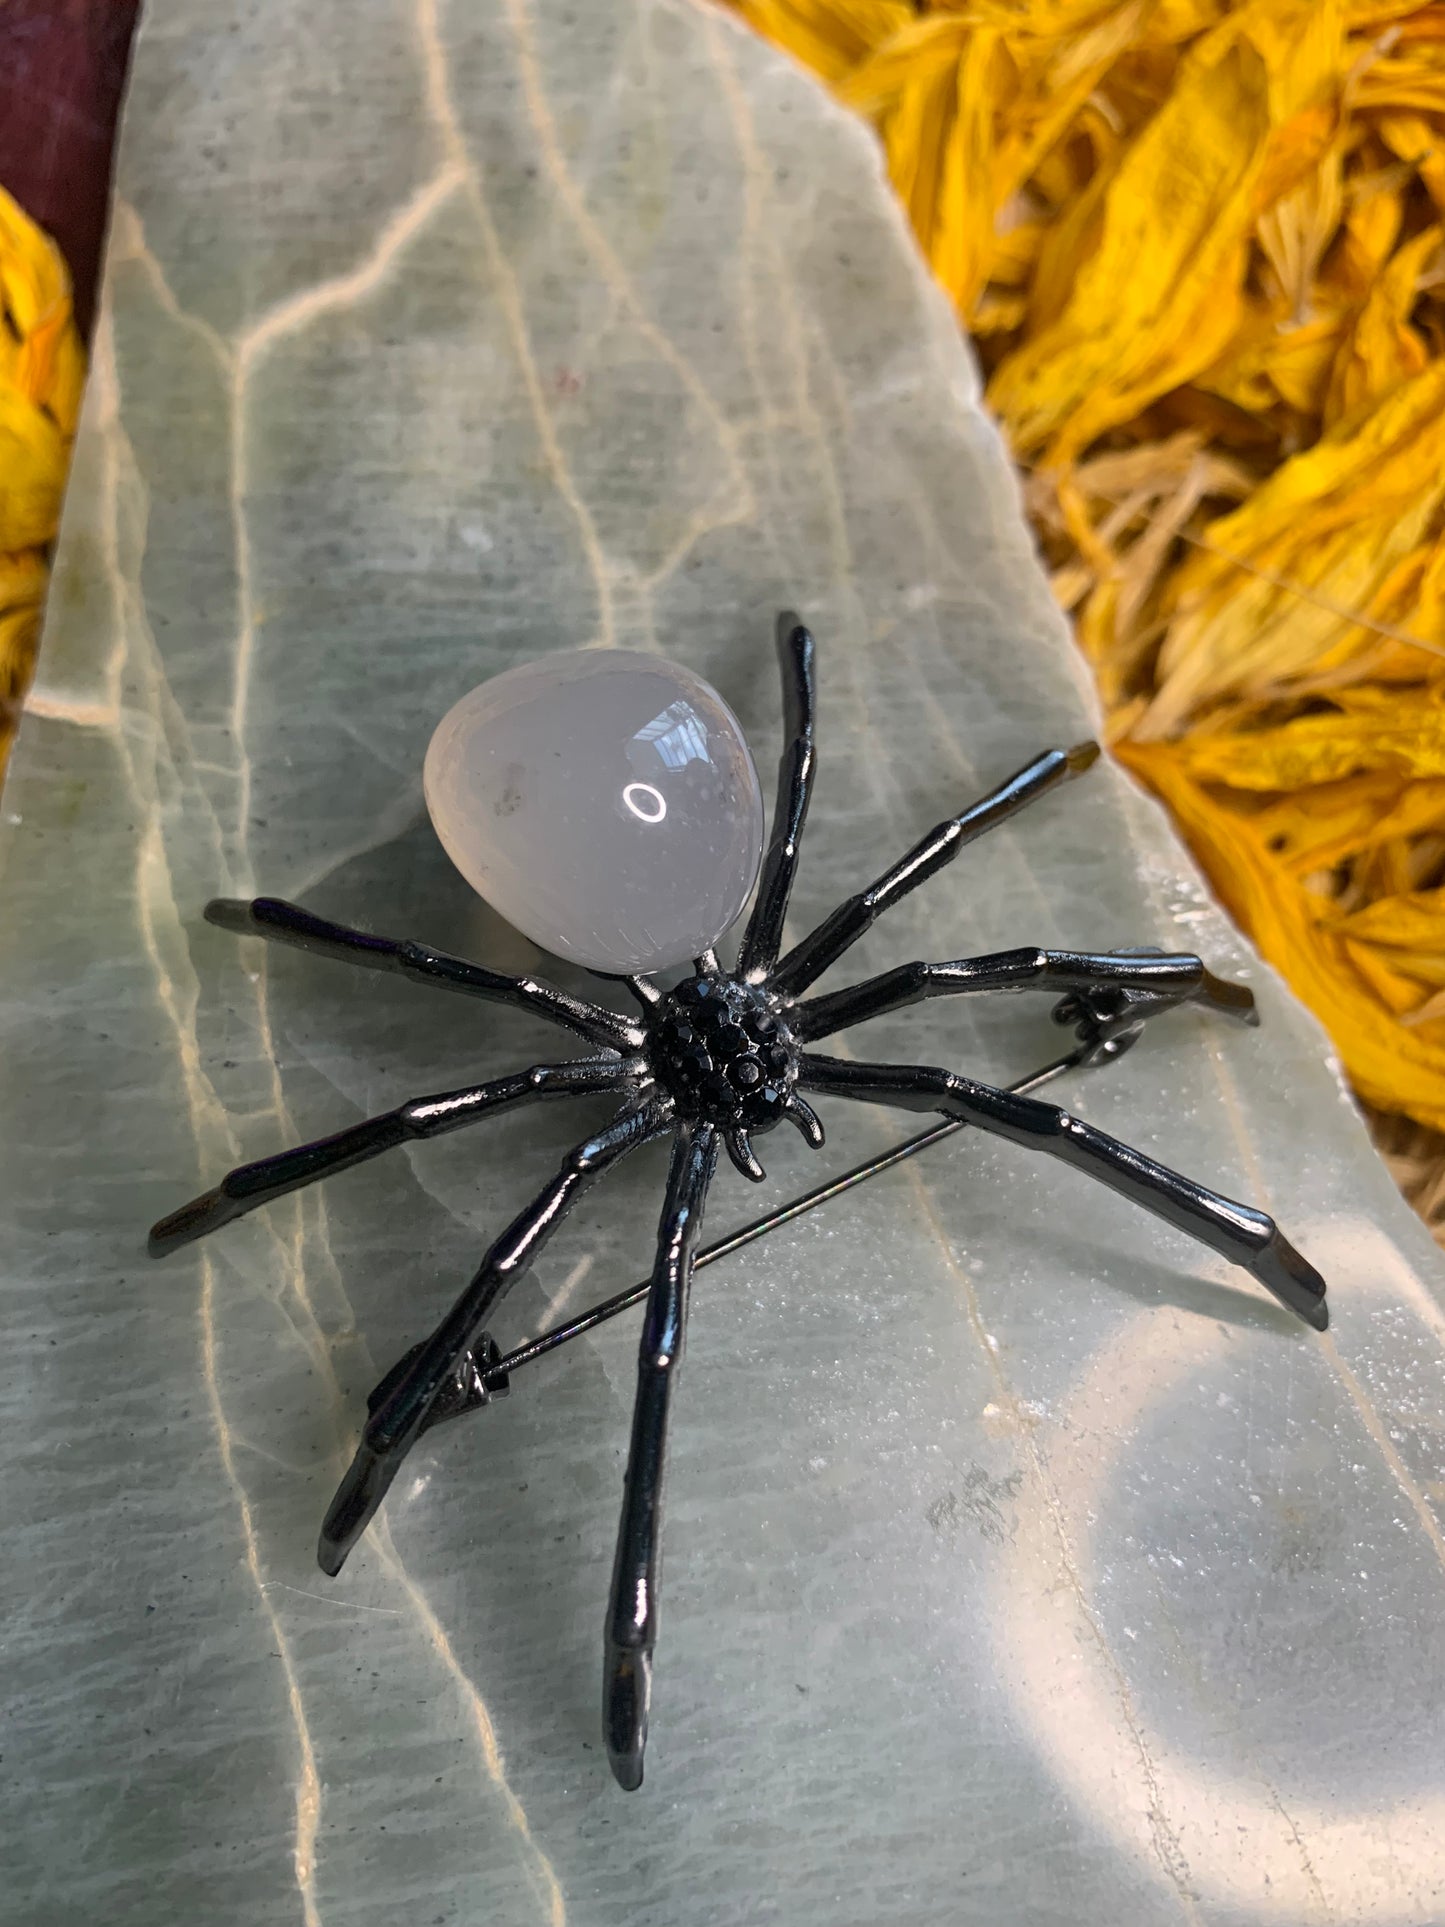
4, 0, 1445, 1922
424, 650, 763, 973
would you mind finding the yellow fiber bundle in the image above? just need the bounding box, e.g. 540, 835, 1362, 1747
0, 187, 85, 762
736, 0, 1445, 1193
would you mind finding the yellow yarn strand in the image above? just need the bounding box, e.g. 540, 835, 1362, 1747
735, 0, 1445, 1164
0, 186, 85, 769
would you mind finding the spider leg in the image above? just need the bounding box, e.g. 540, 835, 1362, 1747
724, 1126, 765, 1182
147, 1057, 642, 1255
603, 1121, 719, 1790
767, 743, 1098, 1000
798, 1054, 1327, 1329
793, 947, 1255, 1044
205, 896, 643, 1053
737, 612, 818, 981
621, 974, 663, 1011
317, 1096, 674, 1575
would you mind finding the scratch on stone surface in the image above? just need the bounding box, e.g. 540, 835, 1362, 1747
902, 1156, 1204, 1923
414, 0, 614, 646
231, 1429, 326, 1477
262, 1582, 403, 1619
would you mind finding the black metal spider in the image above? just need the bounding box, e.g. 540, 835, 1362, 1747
149, 614, 1328, 1790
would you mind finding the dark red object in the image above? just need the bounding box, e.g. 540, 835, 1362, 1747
0, 0, 142, 342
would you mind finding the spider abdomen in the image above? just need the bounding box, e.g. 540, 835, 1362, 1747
650, 975, 798, 1132
423, 651, 765, 975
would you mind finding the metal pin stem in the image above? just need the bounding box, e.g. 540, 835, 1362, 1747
480, 1042, 1093, 1388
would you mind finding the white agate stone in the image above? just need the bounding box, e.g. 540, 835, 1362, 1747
424, 649, 765, 974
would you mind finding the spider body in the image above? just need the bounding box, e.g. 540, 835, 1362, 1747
647, 974, 813, 1174
150, 613, 1328, 1791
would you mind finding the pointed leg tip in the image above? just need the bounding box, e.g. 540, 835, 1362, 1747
604, 1645, 650, 1793
1198, 967, 1259, 1027
204, 897, 255, 934
317, 1437, 399, 1576
785, 1094, 825, 1149
316, 1535, 349, 1579
1254, 1231, 1328, 1332
725, 1129, 766, 1183
1067, 740, 1102, 774
147, 1189, 227, 1257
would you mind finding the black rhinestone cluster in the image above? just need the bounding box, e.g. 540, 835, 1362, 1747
649, 975, 798, 1131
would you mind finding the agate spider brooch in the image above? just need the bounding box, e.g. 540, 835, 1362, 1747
150, 613, 1328, 1790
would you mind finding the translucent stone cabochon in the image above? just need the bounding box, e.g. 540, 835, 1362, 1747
424, 650, 765, 974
